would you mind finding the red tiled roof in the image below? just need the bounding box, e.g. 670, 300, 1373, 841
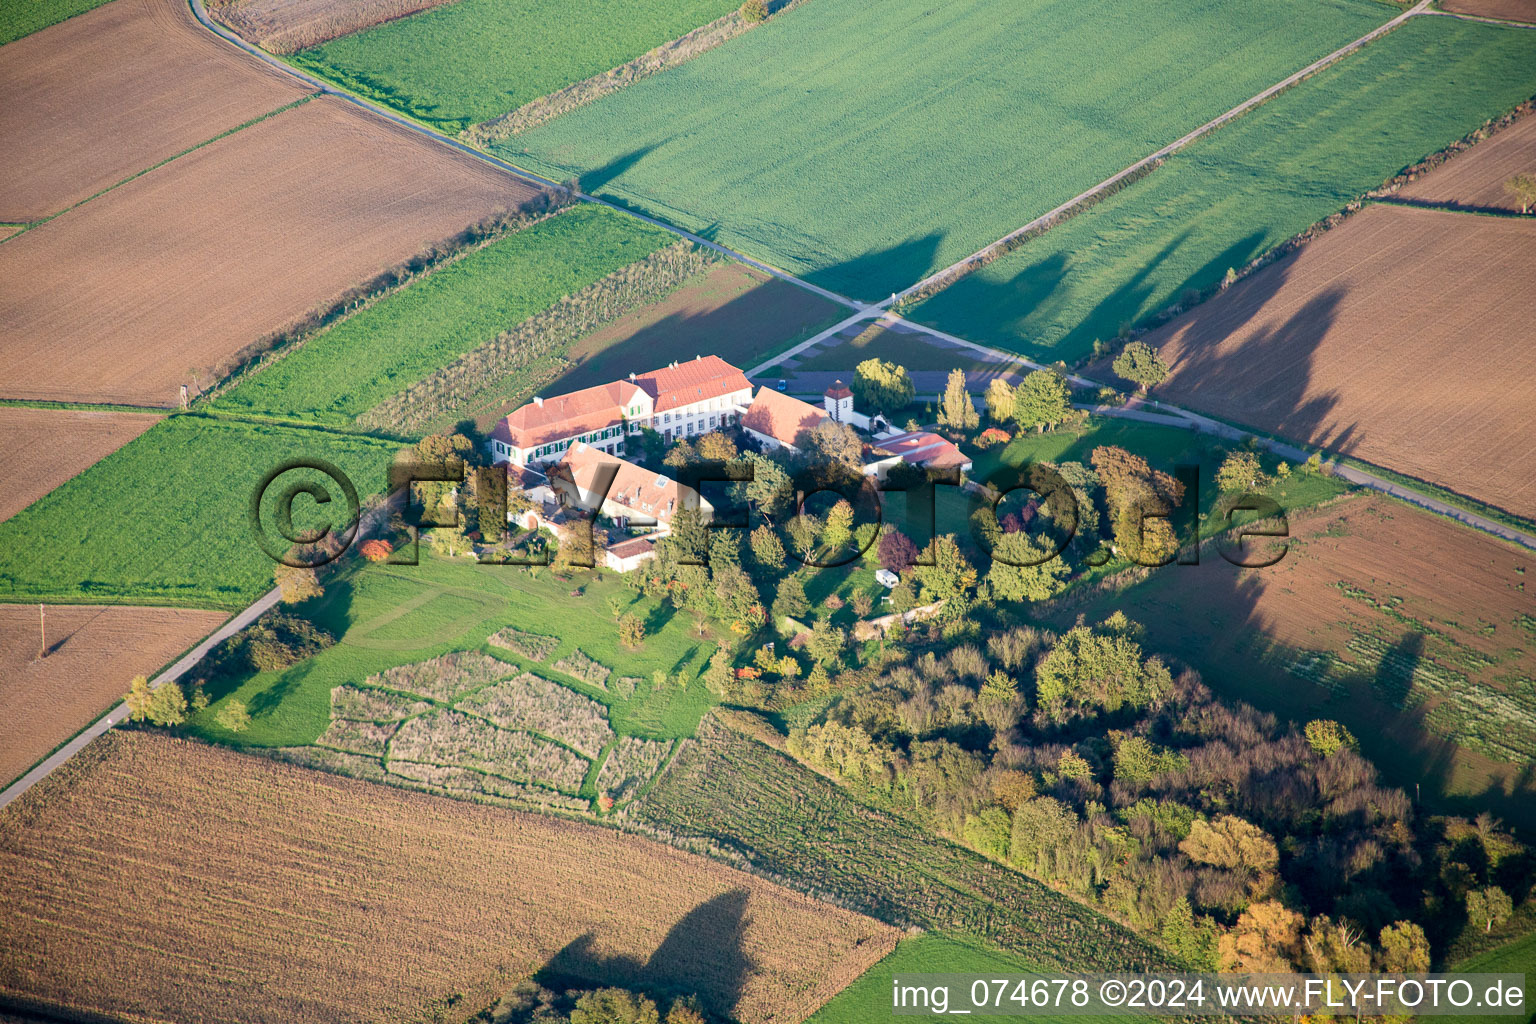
493, 380, 641, 450
633, 355, 751, 413
740, 389, 828, 448
606, 536, 657, 560
871, 431, 972, 469
556, 443, 697, 523
824, 380, 852, 400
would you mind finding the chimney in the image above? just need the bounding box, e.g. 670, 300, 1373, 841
532, 396, 543, 407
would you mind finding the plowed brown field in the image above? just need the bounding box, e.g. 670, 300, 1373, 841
0, 605, 227, 787
0, 95, 543, 406
0, 407, 161, 522
1438, 0, 1536, 23
0, 0, 309, 222
210, 0, 453, 53
1146, 204, 1536, 520
1050, 496, 1536, 823
1397, 113, 1536, 212
0, 731, 898, 1024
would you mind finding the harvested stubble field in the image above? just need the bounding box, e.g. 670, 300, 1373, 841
0, 731, 899, 1024
1439, 0, 1536, 21
505, 0, 1388, 299
292, 0, 740, 133
632, 717, 1170, 971
1396, 112, 1536, 212
0, 0, 308, 222
0, 95, 541, 407
1047, 495, 1536, 823
0, 406, 161, 522
1144, 203, 1536, 520
0, 604, 227, 786
217, 205, 676, 428
911, 16, 1536, 361
209, 0, 452, 54
538, 262, 845, 399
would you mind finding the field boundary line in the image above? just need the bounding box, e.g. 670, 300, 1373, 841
0, 588, 282, 812
885, 0, 1433, 310
1423, 8, 1536, 28
184, 0, 863, 312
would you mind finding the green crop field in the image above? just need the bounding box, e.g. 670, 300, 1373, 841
0, 415, 399, 609
290, 0, 739, 133
0, 0, 110, 46
912, 16, 1536, 362
212, 206, 676, 428
503, 0, 1388, 300
810, 933, 1148, 1024
633, 717, 1172, 971
188, 554, 718, 747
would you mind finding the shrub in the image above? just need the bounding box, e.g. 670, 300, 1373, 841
618, 613, 646, 649
359, 539, 393, 562
214, 699, 251, 733
740, 0, 769, 22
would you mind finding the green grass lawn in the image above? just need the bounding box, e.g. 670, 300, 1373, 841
289, 0, 739, 133
189, 554, 718, 746
212, 206, 676, 429
810, 933, 1148, 1024
503, 0, 1388, 300
911, 16, 1536, 361
0, 415, 400, 609
1441, 929, 1536, 1024
0, 0, 109, 45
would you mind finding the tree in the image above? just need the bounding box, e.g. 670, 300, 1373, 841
805, 618, 846, 665
744, 452, 793, 519
1009, 796, 1078, 873
878, 529, 920, 573
1377, 921, 1430, 973
914, 535, 976, 606
980, 670, 1017, 703
987, 531, 1068, 602
274, 562, 323, 603
1302, 915, 1372, 974
663, 438, 697, 469
801, 419, 864, 471
773, 573, 809, 620
1507, 172, 1536, 215
571, 988, 660, 1024
739, 0, 769, 23
1466, 886, 1513, 932
618, 613, 646, 649
1034, 623, 1171, 718
1216, 450, 1267, 494
703, 645, 735, 696
214, 698, 251, 733
852, 591, 873, 617
823, 499, 855, 551
1012, 370, 1072, 432
1218, 900, 1304, 972
125, 676, 189, 727
937, 368, 979, 431
984, 377, 1016, 423
1112, 341, 1169, 392
786, 511, 821, 559
1162, 897, 1219, 970
696, 430, 738, 462
1180, 815, 1280, 875
1304, 719, 1357, 757
749, 524, 786, 569
853, 357, 915, 418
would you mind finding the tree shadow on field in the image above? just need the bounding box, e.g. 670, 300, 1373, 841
806, 231, 947, 305
578, 145, 659, 196
537, 889, 755, 1018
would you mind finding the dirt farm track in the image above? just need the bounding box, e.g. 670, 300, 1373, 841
1147, 204, 1536, 521
0, 95, 541, 407
0, 732, 898, 1024
0, 0, 308, 222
